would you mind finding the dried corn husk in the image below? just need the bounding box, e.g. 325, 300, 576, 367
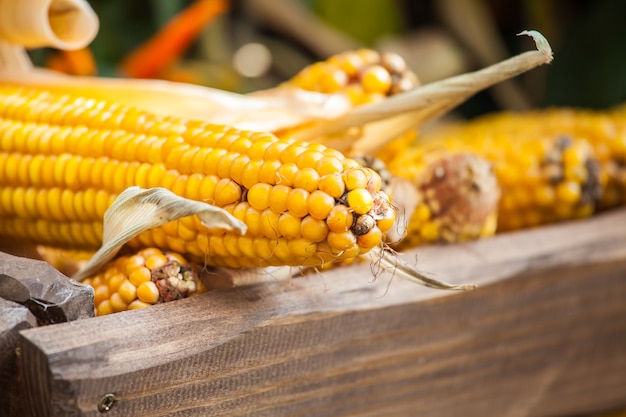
72, 187, 246, 281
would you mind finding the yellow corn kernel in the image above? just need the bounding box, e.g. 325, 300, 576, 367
247, 183, 271, 211
268, 185, 290, 213
361, 65, 392, 94
300, 215, 329, 243
327, 231, 358, 252
347, 189, 374, 215
326, 204, 354, 233
307, 190, 335, 220
277, 212, 302, 239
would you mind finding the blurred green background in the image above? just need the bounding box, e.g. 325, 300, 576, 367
32, 0, 626, 119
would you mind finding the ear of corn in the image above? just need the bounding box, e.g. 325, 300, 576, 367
387, 108, 626, 237
0, 85, 396, 268
277, 49, 420, 151
287, 49, 420, 104
81, 247, 206, 316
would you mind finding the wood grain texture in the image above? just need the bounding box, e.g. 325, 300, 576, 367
18, 208, 626, 417
0, 252, 94, 324
0, 298, 36, 417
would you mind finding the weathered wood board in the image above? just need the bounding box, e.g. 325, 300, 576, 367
16, 208, 626, 417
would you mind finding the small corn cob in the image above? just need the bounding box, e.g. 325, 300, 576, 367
82, 247, 206, 316
0, 85, 395, 267
387, 108, 626, 234
279, 48, 420, 156
287, 49, 420, 104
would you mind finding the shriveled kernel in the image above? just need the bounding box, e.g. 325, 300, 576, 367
347, 188, 374, 214
380, 51, 408, 75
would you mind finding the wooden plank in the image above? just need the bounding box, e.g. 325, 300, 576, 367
0, 298, 36, 417
18, 208, 626, 417
0, 252, 94, 325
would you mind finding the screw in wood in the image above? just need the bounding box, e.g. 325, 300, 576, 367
97, 393, 118, 413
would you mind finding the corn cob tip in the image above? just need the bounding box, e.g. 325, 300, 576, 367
388, 153, 500, 248
81, 247, 206, 316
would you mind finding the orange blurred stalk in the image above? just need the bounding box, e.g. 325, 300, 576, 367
119, 0, 230, 79
45, 48, 98, 76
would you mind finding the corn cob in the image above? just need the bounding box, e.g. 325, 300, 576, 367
287, 49, 420, 104
278, 49, 421, 153
387, 108, 626, 235
81, 247, 206, 316
0, 85, 396, 268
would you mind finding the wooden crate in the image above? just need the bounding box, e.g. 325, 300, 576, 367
6, 208, 626, 417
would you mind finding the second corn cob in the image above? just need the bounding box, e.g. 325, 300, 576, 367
82, 247, 206, 316
387, 107, 626, 239
0, 85, 396, 268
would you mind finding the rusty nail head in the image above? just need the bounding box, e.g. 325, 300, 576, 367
98, 393, 118, 413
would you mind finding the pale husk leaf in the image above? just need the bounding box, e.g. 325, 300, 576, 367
290, 30, 553, 155
73, 186, 246, 281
